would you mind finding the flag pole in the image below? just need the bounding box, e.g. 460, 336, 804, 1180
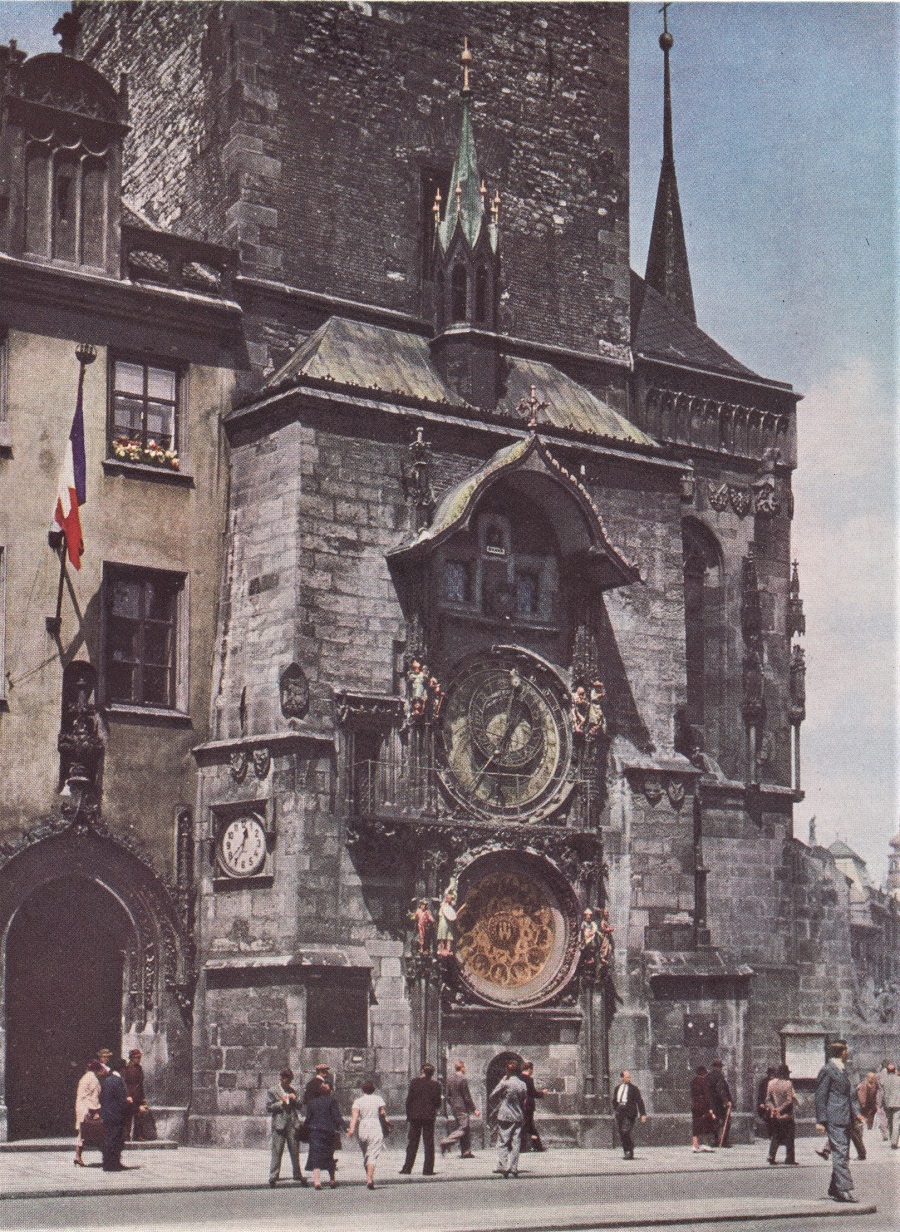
47, 343, 95, 632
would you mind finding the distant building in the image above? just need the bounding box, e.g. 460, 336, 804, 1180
0, 3, 892, 1146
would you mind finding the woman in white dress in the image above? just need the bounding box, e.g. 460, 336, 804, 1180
74, 1060, 104, 1165
346, 1079, 387, 1189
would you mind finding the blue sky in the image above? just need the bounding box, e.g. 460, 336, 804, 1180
3, 2, 897, 879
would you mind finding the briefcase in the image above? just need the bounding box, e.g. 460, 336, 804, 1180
80, 1113, 106, 1148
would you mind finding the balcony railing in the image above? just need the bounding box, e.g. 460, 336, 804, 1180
349, 759, 603, 829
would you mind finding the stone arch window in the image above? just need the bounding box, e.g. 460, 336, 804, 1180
451, 263, 468, 322
682, 518, 724, 742
24, 142, 109, 268
474, 264, 489, 324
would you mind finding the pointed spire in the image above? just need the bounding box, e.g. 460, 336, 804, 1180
438, 39, 495, 254
645, 7, 696, 323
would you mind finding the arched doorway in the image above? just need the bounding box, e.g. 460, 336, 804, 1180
5, 876, 134, 1139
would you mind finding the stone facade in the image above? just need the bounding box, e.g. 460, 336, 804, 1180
0, 4, 894, 1147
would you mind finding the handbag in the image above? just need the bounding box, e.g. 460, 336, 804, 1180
80, 1112, 106, 1148
379, 1111, 391, 1137
133, 1108, 157, 1141
297, 1123, 311, 1143
331, 1129, 343, 1152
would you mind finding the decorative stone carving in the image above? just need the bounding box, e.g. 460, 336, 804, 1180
789, 643, 806, 726
335, 691, 405, 726
787, 561, 806, 637
229, 749, 249, 782
400, 426, 435, 531
252, 748, 271, 779
280, 662, 310, 720
753, 447, 781, 516
57, 662, 104, 820
679, 462, 696, 504
405, 658, 443, 723
666, 778, 686, 808
729, 485, 752, 517
643, 776, 664, 805
708, 482, 729, 512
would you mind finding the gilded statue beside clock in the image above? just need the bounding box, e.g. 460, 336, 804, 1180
439, 648, 573, 822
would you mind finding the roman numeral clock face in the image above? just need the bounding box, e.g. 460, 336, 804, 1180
217, 815, 267, 878
439, 649, 573, 822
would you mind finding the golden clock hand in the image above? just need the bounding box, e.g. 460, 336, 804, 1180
471, 681, 522, 790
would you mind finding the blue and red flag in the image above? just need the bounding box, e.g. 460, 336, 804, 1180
53, 372, 87, 569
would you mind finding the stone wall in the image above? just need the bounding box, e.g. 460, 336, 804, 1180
80, 1, 631, 359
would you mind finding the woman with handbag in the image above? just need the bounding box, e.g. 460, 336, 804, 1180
74, 1060, 104, 1165
347, 1079, 388, 1190
302, 1081, 345, 1189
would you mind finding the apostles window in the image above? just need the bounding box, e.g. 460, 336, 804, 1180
102, 565, 186, 711
436, 493, 560, 629
109, 358, 181, 470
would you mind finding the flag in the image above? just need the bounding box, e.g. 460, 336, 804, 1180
53, 372, 87, 570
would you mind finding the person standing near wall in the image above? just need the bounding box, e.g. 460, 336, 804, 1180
815, 1039, 863, 1204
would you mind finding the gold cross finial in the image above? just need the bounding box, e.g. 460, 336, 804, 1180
516, 384, 549, 432
461, 37, 472, 93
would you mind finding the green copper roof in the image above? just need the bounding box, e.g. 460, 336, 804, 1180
499, 358, 655, 447
438, 93, 487, 253
262, 317, 459, 404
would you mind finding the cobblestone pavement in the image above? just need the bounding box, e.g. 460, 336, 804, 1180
0, 1141, 895, 1231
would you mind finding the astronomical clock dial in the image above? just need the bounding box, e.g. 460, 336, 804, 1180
439, 649, 572, 821
217, 815, 267, 878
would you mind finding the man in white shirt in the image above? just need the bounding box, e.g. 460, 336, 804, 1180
613, 1070, 647, 1160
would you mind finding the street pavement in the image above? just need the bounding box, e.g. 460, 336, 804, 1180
0, 1140, 894, 1232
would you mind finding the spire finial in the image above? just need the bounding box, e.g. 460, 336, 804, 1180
461, 37, 472, 95
433, 188, 442, 230
644, 3, 696, 323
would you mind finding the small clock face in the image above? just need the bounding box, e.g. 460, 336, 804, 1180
217, 815, 267, 878
439, 649, 572, 821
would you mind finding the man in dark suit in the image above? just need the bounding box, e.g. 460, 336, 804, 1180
440, 1061, 479, 1157
707, 1060, 733, 1147
267, 1067, 307, 1187
612, 1070, 647, 1159
122, 1049, 149, 1141
99, 1057, 130, 1172
815, 1039, 864, 1204
399, 1063, 442, 1175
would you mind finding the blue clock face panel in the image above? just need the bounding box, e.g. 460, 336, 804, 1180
439, 648, 573, 822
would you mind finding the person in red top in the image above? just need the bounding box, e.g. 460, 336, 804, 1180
122, 1049, 149, 1141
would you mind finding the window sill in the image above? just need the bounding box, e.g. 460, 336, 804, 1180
102, 459, 194, 487
105, 704, 192, 728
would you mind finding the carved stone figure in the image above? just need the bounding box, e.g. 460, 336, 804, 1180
571, 685, 590, 735
279, 662, 310, 720
437, 885, 464, 957
57, 662, 104, 799
587, 680, 607, 737
407, 659, 429, 718
410, 898, 435, 954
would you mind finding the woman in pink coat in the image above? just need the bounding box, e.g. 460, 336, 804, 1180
74, 1060, 104, 1165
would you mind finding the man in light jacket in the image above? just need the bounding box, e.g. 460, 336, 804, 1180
815, 1039, 863, 1203
491, 1059, 527, 1179
267, 1067, 307, 1187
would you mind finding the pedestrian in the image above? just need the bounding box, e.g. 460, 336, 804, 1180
73, 1059, 104, 1166
764, 1064, 798, 1165
347, 1078, 387, 1189
122, 1049, 150, 1141
440, 1061, 479, 1158
756, 1066, 776, 1137
399, 1063, 442, 1176
267, 1067, 307, 1187
857, 1071, 879, 1130
302, 1080, 344, 1189
690, 1065, 717, 1152
881, 1062, 900, 1149
612, 1070, 647, 1160
491, 1058, 527, 1179
519, 1062, 548, 1152
304, 1062, 333, 1105
815, 1038, 863, 1203
875, 1060, 890, 1141
98, 1055, 130, 1172
707, 1060, 733, 1147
